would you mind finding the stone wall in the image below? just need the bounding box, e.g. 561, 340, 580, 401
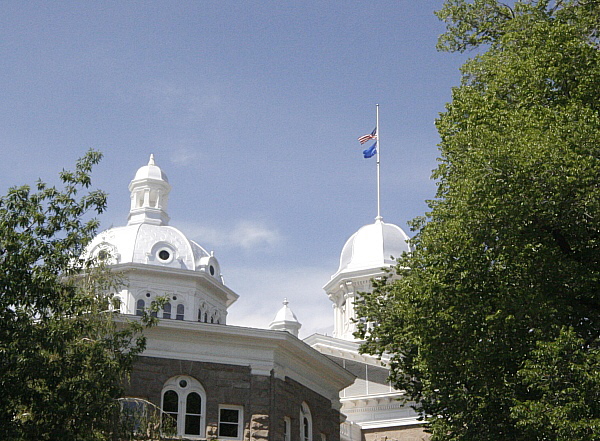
362, 425, 430, 441
126, 356, 342, 441
269, 376, 341, 441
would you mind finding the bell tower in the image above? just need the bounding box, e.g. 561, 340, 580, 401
127, 154, 172, 226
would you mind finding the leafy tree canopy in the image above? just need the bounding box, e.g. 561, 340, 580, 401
358, 2, 600, 440
0, 151, 155, 441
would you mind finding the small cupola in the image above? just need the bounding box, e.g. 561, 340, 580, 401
127, 154, 172, 226
269, 298, 302, 338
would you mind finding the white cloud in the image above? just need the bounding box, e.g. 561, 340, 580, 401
224, 265, 335, 339
230, 220, 282, 250
179, 219, 283, 252
176, 220, 335, 338
169, 148, 201, 166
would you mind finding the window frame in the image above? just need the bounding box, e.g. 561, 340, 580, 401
176, 303, 185, 320
163, 302, 172, 319
284, 416, 291, 441
300, 402, 313, 441
218, 404, 244, 440
135, 299, 145, 316
161, 376, 206, 439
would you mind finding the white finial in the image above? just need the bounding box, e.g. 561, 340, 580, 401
149, 154, 155, 166
269, 298, 301, 337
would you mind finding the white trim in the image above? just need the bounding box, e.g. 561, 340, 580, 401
300, 402, 313, 441
304, 333, 391, 366
111, 262, 239, 307
118, 316, 355, 404
357, 417, 426, 429
284, 416, 292, 441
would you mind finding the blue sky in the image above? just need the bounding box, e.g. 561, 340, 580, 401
0, 1, 468, 337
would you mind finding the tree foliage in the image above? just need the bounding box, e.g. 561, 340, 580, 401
0, 151, 154, 441
357, 1, 600, 440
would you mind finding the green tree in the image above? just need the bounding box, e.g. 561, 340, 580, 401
0, 151, 154, 441
357, 1, 600, 440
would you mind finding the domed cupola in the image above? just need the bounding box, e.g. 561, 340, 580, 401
84, 155, 239, 323
128, 154, 171, 226
335, 218, 411, 278
324, 218, 410, 341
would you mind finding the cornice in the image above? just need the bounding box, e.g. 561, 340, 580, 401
119, 316, 355, 402
304, 333, 391, 366
111, 262, 239, 306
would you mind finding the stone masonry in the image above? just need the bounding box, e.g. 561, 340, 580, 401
126, 355, 343, 441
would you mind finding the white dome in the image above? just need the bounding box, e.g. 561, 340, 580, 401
335, 219, 410, 276
86, 223, 223, 281
86, 155, 222, 282
132, 154, 169, 183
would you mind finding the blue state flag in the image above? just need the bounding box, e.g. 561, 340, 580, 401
363, 142, 377, 158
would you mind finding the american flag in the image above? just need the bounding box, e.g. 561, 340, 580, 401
358, 127, 377, 144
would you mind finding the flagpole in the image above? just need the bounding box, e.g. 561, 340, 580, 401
376, 104, 382, 221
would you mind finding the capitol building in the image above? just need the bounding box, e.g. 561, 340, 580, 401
85, 155, 428, 441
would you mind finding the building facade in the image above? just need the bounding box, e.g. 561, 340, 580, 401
85, 155, 355, 441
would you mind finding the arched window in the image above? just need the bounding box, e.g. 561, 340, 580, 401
136, 299, 145, 316
135, 190, 144, 208
300, 402, 312, 441
149, 189, 158, 208
176, 304, 185, 320
163, 302, 172, 319
161, 376, 206, 438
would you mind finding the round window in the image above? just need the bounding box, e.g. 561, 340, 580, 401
209, 265, 215, 276
155, 246, 175, 264
179, 379, 188, 388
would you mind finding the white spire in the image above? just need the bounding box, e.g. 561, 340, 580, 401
127, 154, 172, 226
269, 298, 302, 338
